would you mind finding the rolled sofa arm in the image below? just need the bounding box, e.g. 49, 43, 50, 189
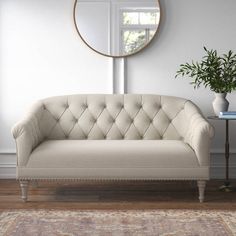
12, 102, 44, 166
184, 102, 214, 166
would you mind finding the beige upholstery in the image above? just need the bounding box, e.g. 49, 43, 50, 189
18, 140, 208, 179
12, 94, 214, 201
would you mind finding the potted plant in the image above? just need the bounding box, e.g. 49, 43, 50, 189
175, 47, 236, 115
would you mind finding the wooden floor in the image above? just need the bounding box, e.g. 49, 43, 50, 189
0, 180, 236, 210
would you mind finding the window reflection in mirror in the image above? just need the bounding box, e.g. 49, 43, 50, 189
74, 0, 160, 57
121, 10, 159, 54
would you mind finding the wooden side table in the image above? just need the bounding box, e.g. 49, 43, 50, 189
208, 116, 236, 192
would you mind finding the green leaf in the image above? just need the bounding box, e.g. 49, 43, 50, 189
175, 47, 236, 93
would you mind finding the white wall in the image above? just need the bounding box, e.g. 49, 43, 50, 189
128, 0, 236, 153
0, 0, 236, 178
0, 0, 112, 152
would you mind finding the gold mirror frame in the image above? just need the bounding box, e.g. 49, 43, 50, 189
73, 0, 161, 58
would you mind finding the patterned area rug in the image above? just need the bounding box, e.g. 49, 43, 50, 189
0, 210, 236, 236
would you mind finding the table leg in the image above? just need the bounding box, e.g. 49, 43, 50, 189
220, 120, 233, 192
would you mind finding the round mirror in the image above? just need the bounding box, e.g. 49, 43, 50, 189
73, 0, 161, 58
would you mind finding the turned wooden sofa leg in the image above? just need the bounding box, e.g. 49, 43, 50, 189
197, 180, 206, 203
19, 180, 29, 202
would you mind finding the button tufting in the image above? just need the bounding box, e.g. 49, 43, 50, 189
37, 95, 189, 142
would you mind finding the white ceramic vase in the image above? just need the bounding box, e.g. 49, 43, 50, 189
212, 93, 229, 116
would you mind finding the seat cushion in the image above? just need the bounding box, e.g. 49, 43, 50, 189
27, 140, 199, 168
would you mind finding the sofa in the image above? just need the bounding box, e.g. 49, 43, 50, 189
12, 94, 214, 202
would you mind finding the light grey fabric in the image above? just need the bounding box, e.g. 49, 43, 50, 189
12, 94, 214, 180
12, 102, 44, 166
17, 167, 209, 180
27, 140, 198, 168
13, 94, 203, 141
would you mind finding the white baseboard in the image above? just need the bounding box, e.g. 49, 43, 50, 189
0, 152, 236, 179
0, 153, 16, 179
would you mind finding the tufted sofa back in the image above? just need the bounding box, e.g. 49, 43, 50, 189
34, 94, 199, 140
